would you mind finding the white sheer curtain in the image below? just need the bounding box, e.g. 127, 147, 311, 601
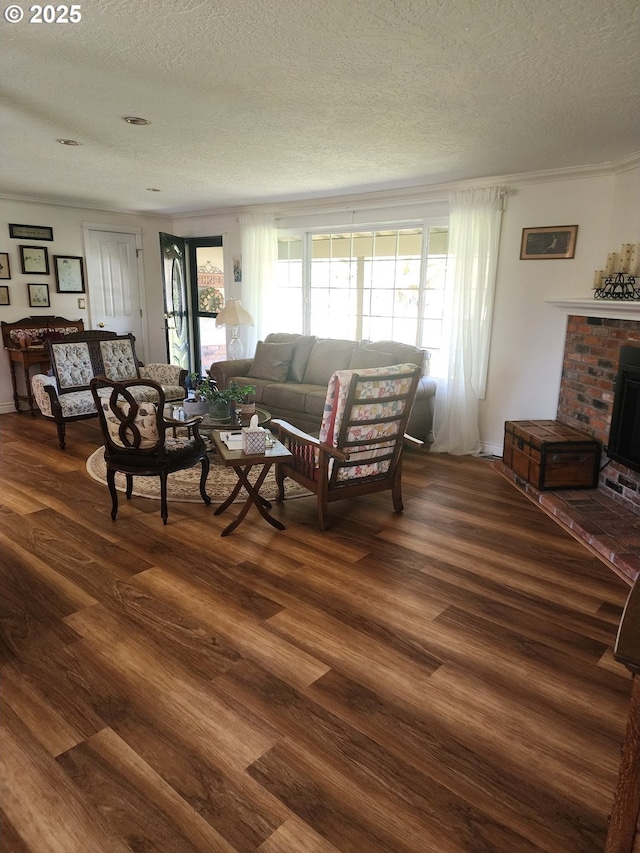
430, 186, 504, 455
238, 213, 278, 357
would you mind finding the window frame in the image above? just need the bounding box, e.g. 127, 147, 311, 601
276, 216, 448, 355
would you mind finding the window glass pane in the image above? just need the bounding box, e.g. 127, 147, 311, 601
392, 317, 419, 343
195, 245, 226, 368
370, 288, 394, 316
196, 246, 225, 315
199, 317, 227, 373
394, 288, 419, 317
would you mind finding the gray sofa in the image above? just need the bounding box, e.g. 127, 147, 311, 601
208, 332, 437, 442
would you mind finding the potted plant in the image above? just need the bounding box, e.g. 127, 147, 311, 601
186, 375, 256, 421
182, 373, 210, 417
225, 380, 257, 420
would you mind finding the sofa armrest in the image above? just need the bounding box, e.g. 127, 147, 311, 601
208, 358, 253, 388
31, 373, 58, 417
140, 363, 187, 387
415, 375, 437, 399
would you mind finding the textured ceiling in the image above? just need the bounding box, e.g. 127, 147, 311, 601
1, 0, 639, 215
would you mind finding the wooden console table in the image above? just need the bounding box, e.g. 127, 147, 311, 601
1, 316, 84, 415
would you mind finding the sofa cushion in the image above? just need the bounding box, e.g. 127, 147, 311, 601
262, 382, 319, 412
348, 347, 399, 370
265, 333, 317, 382
364, 340, 426, 372
304, 389, 328, 418
248, 340, 294, 382
302, 338, 356, 386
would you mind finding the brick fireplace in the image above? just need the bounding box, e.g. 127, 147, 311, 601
496, 305, 640, 584
558, 315, 640, 516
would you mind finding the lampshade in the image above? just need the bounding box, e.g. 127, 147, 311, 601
215, 298, 254, 328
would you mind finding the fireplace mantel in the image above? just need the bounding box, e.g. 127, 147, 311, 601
546, 298, 640, 320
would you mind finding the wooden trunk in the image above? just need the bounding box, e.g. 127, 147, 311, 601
503, 419, 601, 490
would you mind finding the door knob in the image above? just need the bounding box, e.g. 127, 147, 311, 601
98, 322, 105, 328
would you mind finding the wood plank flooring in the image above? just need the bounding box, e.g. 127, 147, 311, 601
0, 411, 633, 852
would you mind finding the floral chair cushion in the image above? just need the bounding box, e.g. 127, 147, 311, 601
49, 342, 94, 391
100, 398, 160, 449
139, 364, 186, 402
99, 339, 139, 382
319, 363, 418, 483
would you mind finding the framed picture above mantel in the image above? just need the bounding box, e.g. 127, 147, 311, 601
520, 225, 578, 260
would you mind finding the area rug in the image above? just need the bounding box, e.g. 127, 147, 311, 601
86, 447, 312, 504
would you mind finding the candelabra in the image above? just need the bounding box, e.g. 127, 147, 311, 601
592, 242, 640, 300
594, 273, 640, 300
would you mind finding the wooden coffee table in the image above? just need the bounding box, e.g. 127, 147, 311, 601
210, 429, 292, 536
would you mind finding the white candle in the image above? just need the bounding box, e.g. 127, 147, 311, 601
628, 244, 640, 277
592, 270, 605, 289
606, 253, 618, 275
619, 244, 632, 274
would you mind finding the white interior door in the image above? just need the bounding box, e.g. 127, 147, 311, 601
84, 228, 145, 351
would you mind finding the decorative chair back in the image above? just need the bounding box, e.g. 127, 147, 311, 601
319, 363, 421, 485
99, 336, 141, 382
91, 377, 165, 456
90, 376, 210, 524
48, 332, 141, 393
273, 363, 422, 529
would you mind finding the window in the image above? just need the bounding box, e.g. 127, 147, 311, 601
277, 226, 448, 360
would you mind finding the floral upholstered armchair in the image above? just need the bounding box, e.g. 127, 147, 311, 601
272, 363, 422, 529
31, 332, 187, 449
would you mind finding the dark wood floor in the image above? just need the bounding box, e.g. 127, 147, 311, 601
0, 411, 633, 852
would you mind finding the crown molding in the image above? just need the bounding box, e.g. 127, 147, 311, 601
0, 192, 173, 220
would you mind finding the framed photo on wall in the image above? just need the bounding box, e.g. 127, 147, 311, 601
54, 255, 85, 293
20, 245, 50, 275
28, 282, 50, 308
9, 223, 53, 241
0, 285, 10, 305
0, 253, 10, 279
520, 225, 578, 260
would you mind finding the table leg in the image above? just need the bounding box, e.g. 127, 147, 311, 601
214, 462, 285, 536
9, 360, 20, 412
23, 363, 37, 416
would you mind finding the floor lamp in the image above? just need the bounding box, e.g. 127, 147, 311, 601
215, 298, 254, 360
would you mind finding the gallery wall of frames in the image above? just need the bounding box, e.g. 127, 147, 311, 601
0, 224, 86, 310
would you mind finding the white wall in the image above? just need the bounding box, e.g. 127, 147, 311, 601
480, 172, 627, 454
0, 199, 171, 413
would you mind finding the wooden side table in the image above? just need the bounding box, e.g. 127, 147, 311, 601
210, 429, 292, 536
5, 346, 50, 416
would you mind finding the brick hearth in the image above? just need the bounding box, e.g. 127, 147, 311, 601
496, 460, 640, 585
